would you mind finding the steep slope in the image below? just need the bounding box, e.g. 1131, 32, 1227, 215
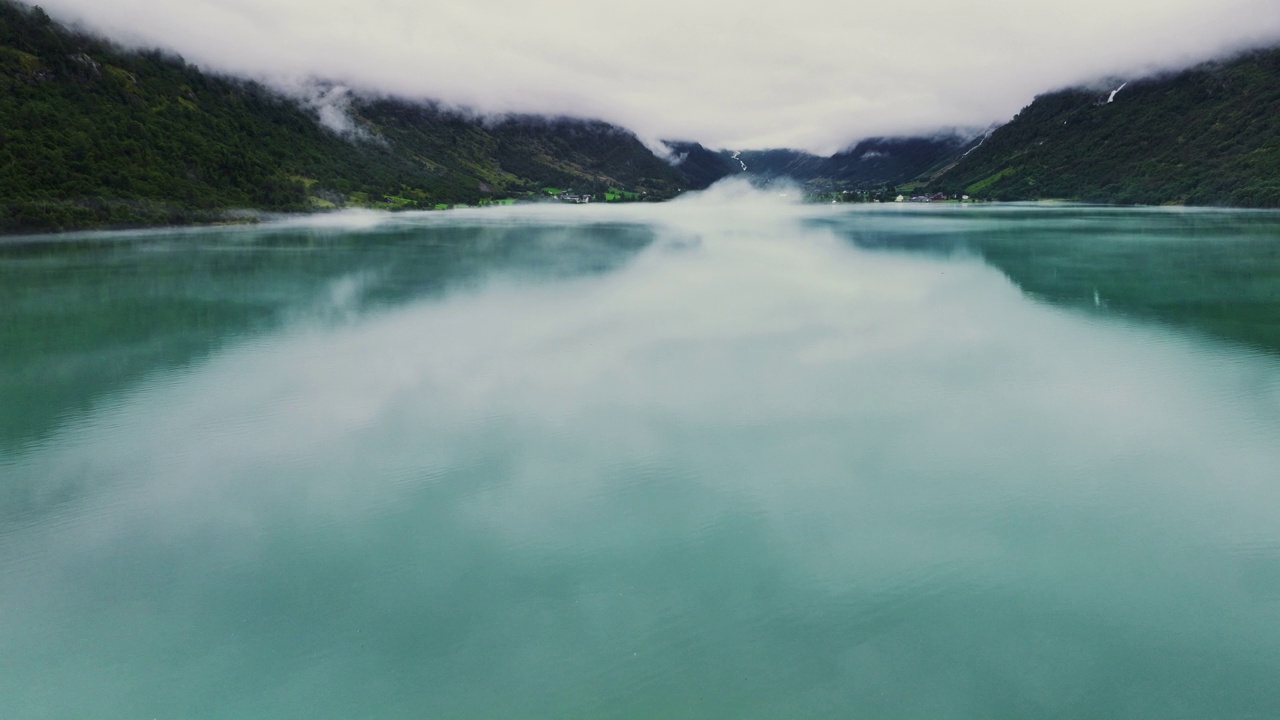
0, 1, 686, 233
733, 149, 826, 180
726, 136, 976, 192
662, 141, 741, 190
930, 48, 1280, 206
358, 100, 687, 198
815, 134, 979, 189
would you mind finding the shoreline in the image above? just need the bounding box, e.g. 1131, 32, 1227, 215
8, 197, 1280, 244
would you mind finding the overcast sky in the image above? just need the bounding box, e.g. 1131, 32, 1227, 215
39, 0, 1280, 154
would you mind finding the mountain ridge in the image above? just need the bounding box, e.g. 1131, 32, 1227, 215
0, 0, 712, 233
925, 47, 1280, 207
5, 0, 1280, 234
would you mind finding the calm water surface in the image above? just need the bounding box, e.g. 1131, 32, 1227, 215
3, 185, 1280, 718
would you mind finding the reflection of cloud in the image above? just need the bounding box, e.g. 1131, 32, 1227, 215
9, 186, 1280, 559
5, 187, 1280, 716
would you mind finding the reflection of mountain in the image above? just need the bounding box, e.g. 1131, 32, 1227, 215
0, 223, 655, 454
817, 206, 1280, 356
980, 220, 1280, 356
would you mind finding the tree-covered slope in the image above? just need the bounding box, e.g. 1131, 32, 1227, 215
930, 48, 1280, 207
733, 149, 826, 181
726, 136, 977, 193
813, 134, 978, 189
663, 141, 741, 190
0, 1, 688, 233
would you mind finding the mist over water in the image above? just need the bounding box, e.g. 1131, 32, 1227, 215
4, 185, 1280, 718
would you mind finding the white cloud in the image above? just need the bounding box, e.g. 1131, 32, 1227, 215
39, 0, 1280, 153
275, 80, 371, 139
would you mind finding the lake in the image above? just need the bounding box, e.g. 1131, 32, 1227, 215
3, 182, 1280, 718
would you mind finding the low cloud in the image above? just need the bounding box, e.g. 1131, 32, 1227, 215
276, 80, 371, 139
39, 0, 1280, 153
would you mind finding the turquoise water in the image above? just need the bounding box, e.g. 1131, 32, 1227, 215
3, 186, 1280, 718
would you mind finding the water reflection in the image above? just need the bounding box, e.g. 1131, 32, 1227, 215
0, 221, 655, 453
3, 189, 1280, 719
814, 204, 1280, 355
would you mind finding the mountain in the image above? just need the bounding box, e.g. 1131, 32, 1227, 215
661, 141, 741, 190
733, 149, 826, 180
815, 134, 980, 189
725, 135, 979, 193
0, 0, 694, 233
8, 0, 1280, 233
928, 48, 1280, 207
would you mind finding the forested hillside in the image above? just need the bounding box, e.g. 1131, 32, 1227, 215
814, 135, 978, 189
733, 149, 826, 180
0, 1, 690, 233
663, 141, 741, 190
929, 48, 1280, 206
728, 135, 978, 193
8, 0, 1280, 232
